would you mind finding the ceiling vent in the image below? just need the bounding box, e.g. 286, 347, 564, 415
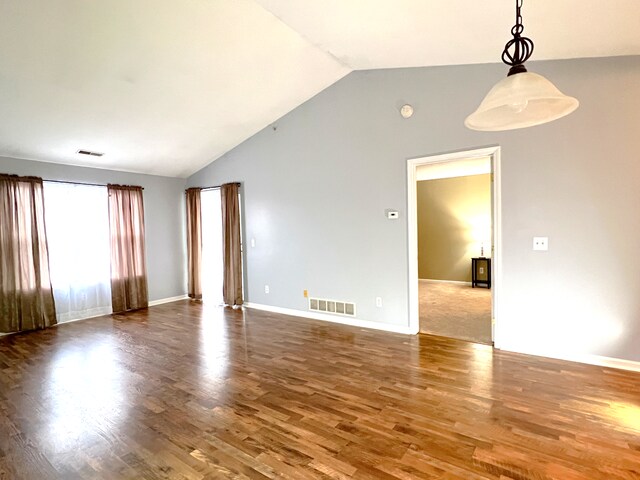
309, 297, 356, 317
77, 149, 104, 157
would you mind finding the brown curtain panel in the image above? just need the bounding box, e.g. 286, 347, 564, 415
108, 185, 148, 313
220, 183, 243, 306
186, 188, 202, 300
0, 174, 57, 332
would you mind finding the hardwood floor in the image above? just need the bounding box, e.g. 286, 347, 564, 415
0, 301, 639, 479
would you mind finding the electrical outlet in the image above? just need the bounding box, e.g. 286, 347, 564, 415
264, 285, 269, 294
375, 297, 383, 308
533, 236, 549, 251
479, 267, 484, 274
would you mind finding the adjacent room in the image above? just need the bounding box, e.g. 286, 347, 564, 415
1, 1, 639, 479
416, 155, 493, 344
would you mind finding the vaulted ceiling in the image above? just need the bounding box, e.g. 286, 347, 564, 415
1, 0, 639, 177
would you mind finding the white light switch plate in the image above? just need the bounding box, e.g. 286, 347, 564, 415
533, 237, 549, 251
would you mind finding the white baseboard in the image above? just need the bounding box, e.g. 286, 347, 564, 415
0, 310, 113, 336
0, 295, 188, 338
56, 295, 187, 322
148, 295, 188, 307
497, 344, 640, 373
244, 302, 414, 334
58, 310, 112, 324
420, 279, 472, 286
588, 354, 640, 373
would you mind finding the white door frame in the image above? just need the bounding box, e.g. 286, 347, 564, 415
406, 146, 502, 346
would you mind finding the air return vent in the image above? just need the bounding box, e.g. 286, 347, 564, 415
309, 297, 356, 317
77, 149, 104, 157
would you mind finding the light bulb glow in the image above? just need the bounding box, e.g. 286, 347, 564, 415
508, 99, 528, 113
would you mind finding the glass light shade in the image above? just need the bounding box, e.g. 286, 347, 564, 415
465, 71, 579, 131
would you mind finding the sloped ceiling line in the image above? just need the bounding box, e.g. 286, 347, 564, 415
0, 0, 638, 177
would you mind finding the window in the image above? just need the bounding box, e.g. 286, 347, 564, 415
43, 182, 112, 322
201, 188, 224, 305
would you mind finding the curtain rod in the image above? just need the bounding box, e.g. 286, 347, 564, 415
189, 182, 241, 192
44, 179, 144, 190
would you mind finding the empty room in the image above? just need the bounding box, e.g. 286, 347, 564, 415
1, 1, 639, 479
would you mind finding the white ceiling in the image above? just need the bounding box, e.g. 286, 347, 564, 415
417, 156, 491, 181
1, 1, 639, 177
255, 1, 640, 69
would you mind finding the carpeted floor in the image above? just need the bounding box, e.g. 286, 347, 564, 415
419, 280, 492, 344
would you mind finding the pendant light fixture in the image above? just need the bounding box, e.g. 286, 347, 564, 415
465, 0, 578, 131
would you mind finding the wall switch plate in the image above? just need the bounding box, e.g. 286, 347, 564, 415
264, 285, 269, 294
303, 289, 308, 298
533, 237, 549, 251
375, 297, 383, 307
385, 209, 399, 219
250, 238, 256, 248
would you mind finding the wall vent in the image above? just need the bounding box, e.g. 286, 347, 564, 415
77, 149, 104, 157
309, 297, 356, 317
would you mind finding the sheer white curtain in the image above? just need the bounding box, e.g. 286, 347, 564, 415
43, 182, 112, 322
201, 189, 224, 306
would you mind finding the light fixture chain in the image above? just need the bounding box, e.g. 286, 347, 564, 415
501, 0, 534, 74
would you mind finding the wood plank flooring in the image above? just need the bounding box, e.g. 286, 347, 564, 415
0, 301, 639, 479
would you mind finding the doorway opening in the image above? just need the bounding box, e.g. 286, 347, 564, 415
407, 147, 501, 345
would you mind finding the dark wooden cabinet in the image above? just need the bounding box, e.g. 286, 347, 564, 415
471, 257, 491, 288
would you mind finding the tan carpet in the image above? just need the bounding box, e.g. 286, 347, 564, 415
419, 280, 492, 345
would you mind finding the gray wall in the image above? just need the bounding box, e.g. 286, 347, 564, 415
188, 55, 640, 363
0, 156, 186, 301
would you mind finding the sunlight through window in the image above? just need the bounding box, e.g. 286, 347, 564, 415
44, 182, 112, 322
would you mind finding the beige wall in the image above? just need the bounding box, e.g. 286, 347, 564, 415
417, 174, 491, 281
